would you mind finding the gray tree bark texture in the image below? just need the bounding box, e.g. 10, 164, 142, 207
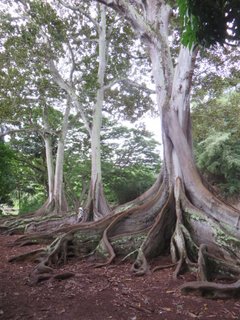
48, 4, 111, 221
33, 101, 70, 218
84, 4, 111, 221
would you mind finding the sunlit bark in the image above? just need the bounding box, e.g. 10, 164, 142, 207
34, 101, 70, 217
53, 98, 71, 213
84, 4, 111, 221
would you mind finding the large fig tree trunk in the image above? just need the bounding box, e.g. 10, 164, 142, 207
11, 0, 240, 298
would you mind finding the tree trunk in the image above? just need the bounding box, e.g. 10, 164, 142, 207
34, 105, 55, 216
48, 5, 111, 221
34, 101, 70, 217
84, 4, 111, 221
52, 98, 71, 214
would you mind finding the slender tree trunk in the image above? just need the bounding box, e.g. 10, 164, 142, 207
48, 6, 111, 221
43, 106, 54, 202
84, 4, 111, 221
34, 105, 55, 216
53, 98, 71, 214
35, 100, 70, 216
44, 132, 54, 203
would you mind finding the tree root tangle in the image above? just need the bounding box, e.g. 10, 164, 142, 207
7, 177, 240, 298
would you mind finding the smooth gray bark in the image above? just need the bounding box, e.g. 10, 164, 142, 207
87, 4, 111, 220
43, 106, 54, 203
48, 5, 111, 220
53, 98, 71, 213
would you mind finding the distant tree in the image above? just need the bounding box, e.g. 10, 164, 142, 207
64, 118, 160, 208
48, 2, 154, 220
0, 1, 72, 215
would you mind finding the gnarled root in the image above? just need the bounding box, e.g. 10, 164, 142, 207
8, 175, 240, 297
170, 179, 197, 279
24, 213, 79, 233
13, 233, 56, 247
181, 280, 240, 299
131, 249, 149, 275
152, 262, 176, 272
28, 234, 76, 285
177, 177, 240, 297
8, 248, 46, 263
12, 221, 86, 247
131, 189, 175, 275
0, 211, 79, 236
94, 229, 116, 267
197, 244, 209, 281
23, 180, 170, 281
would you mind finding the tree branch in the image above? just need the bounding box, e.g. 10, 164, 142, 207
0, 127, 43, 139
104, 77, 155, 94
95, 0, 154, 43
12, 155, 46, 174
122, 78, 155, 94
66, 40, 78, 86
48, 60, 92, 137
58, 0, 99, 29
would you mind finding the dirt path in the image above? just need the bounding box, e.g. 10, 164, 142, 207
0, 235, 240, 320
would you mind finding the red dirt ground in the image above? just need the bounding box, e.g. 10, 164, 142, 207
0, 234, 240, 320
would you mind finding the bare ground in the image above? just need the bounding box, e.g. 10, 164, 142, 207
0, 235, 240, 320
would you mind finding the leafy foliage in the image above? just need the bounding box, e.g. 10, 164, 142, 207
193, 91, 240, 195
18, 184, 46, 214
192, 92, 240, 143
196, 130, 240, 195
0, 142, 16, 204
64, 118, 161, 207
103, 163, 157, 204
177, 0, 240, 47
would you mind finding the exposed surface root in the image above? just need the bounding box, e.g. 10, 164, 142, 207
13, 233, 56, 247
6, 176, 240, 297
24, 213, 79, 233
176, 177, 240, 297
29, 273, 52, 285
8, 248, 46, 263
94, 230, 116, 267
0, 212, 79, 236
120, 249, 138, 263
12, 221, 91, 247
53, 272, 75, 280
152, 263, 176, 272
92, 205, 136, 267
170, 179, 196, 279
197, 244, 209, 281
131, 249, 149, 276
181, 280, 240, 299
26, 234, 75, 284
131, 188, 174, 275
17, 181, 169, 281
29, 270, 75, 285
